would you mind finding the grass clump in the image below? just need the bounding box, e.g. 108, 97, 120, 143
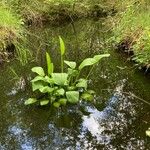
2, 0, 118, 26
109, 0, 150, 71
0, 3, 31, 65
0, 5, 23, 47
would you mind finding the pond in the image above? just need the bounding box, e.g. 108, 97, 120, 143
0, 19, 150, 150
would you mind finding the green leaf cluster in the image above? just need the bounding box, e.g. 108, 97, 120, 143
25, 37, 110, 108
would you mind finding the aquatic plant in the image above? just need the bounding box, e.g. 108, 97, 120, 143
25, 37, 110, 107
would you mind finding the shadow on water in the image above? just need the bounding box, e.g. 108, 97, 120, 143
0, 19, 150, 150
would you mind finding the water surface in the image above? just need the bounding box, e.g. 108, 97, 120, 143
0, 19, 150, 150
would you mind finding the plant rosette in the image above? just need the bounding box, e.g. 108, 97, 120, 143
25, 37, 110, 108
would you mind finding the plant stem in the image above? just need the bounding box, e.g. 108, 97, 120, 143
61, 55, 64, 73
101, 89, 150, 106
74, 70, 81, 84
86, 65, 95, 80
124, 92, 150, 106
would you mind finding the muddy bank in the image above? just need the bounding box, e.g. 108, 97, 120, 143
116, 39, 150, 74
24, 4, 116, 26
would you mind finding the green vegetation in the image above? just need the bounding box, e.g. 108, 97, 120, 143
0, 4, 23, 60
2, 0, 116, 25
0, 0, 149, 147
1, 0, 150, 71
0, 3, 31, 65
110, 0, 150, 71
0, 0, 114, 64
25, 37, 110, 107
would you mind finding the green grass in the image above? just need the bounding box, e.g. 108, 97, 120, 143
0, 4, 31, 65
0, 0, 116, 65
110, 0, 150, 69
1, 0, 117, 25
0, 6, 23, 30
0, 5, 24, 45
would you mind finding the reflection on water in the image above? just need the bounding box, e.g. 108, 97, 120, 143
0, 19, 150, 149
8, 124, 33, 150
7, 77, 26, 96
79, 79, 137, 149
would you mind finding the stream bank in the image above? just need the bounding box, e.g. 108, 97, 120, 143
0, 0, 116, 64
108, 2, 150, 74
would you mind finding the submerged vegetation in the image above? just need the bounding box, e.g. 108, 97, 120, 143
25, 37, 110, 107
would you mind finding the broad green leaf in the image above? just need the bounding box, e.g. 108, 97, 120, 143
32, 81, 44, 91
59, 98, 67, 105
31, 76, 53, 84
54, 86, 59, 90
66, 91, 79, 103
45, 76, 54, 84
87, 90, 96, 95
93, 54, 110, 61
25, 98, 37, 105
64, 60, 76, 69
59, 36, 65, 55
76, 78, 87, 89
31, 76, 46, 83
55, 88, 65, 96
67, 68, 78, 76
79, 58, 97, 70
67, 86, 76, 91
40, 100, 49, 106
50, 96, 56, 103
81, 93, 94, 101
79, 54, 110, 70
51, 73, 68, 85
39, 86, 54, 93
31, 67, 45, 76
146, 128, 150, 137
53, 102, 60, 108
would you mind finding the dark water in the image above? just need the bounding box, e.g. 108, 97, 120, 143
0, 19, 150, 150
